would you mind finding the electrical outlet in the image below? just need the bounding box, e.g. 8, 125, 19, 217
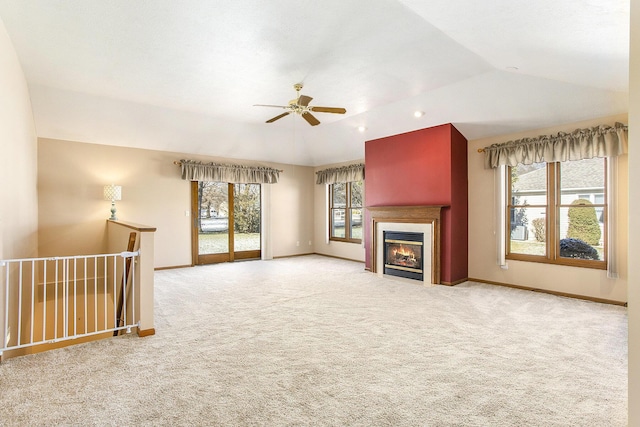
308, 241, 312, 246
185, 210, 190, 217
296, 241, 300, 247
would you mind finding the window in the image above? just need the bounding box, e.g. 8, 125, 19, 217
507, 158, 606, 269
330, 180, 363, 243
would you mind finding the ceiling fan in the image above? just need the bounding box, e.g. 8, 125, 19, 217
254, 83, 346, 126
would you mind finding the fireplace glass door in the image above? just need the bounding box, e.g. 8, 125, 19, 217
383, 231, 424, 281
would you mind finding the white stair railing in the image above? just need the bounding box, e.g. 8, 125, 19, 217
1, 251, 139, 356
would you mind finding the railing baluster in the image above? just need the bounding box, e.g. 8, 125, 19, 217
43, 260, 47, 342
4, 262, 9, 349
73, 258, 77, 337
17, 262, 23, 347
122, 254, 127, 330
103, 255, 108, 332
54, 259, 59, 341
94, 257, 98, 333
132, 255, 136, 329
83, 257, 88, 334
63, 258, 68, 339
112, 255, 117, 330
30, 260, 35, 345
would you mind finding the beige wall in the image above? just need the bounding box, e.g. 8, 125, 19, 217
313, 161, 366, 262
468, 114, 628, 303
628, 0, 639, 423
38, 138, 316, 268
0, 17, 38, 261
0, 16, 39, 360
268, 164, 316, 258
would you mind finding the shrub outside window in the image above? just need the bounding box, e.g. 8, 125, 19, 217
507, 158, 606, 269
330, 180, 363, 243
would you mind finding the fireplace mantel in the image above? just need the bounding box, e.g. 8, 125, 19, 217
367, 205, 446, 284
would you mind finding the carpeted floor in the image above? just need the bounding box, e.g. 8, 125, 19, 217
0, 255, 628, 426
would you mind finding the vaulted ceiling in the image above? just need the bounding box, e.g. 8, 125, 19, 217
0, 0, 629, 166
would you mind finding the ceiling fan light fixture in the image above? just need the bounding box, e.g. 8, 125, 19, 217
255, 83, 346, 126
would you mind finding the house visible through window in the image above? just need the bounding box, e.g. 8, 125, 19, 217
507, 157, 606, 268
330, 180, 363, 243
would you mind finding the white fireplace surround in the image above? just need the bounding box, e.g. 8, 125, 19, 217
377, 222, 432, 284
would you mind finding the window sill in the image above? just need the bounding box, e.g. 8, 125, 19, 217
506, 254, 606, 270
330, 238, 362, 245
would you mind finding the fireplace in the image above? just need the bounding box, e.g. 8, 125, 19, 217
367, 205, 444, 284
384, 231, 424, 281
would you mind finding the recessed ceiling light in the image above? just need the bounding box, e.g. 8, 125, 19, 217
357, 126, 367, 132
414, 111, 424, 118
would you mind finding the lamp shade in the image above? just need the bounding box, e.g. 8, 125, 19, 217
103, 184, 122, 201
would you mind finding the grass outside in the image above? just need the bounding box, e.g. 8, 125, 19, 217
333, 225, 363, 240
201, 225, 363, 254
510, 240, 546, 256
199, 232, 260, 254
353, 225, 363, 240
511, 240, 604, 259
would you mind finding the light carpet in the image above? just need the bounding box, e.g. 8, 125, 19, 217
0, 255, 628, 426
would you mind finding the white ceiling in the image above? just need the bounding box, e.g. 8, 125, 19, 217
0, 0, 629, 166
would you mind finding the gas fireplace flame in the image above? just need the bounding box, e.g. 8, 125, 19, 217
387, 243, 421, 269
392, 245, 416, 260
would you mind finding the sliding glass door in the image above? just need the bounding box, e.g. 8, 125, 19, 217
192, 181, 261, 264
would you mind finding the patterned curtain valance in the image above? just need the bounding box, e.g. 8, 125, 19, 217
315, 163, 365, 185
179, 160, 280, 184
482, 122, 628, 169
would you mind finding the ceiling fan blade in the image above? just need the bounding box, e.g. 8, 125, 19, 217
254, 104, 288, 109
310, 106, 347, 114
266, 112, 290, 123
302, 112, 320, 126
297, 95, 313, 106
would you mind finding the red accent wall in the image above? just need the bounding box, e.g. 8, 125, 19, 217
364, 123, 468, 284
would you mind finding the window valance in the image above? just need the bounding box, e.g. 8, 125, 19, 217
315, 163, 365, 185
482, 122, 628, 169
179, 160, 280, 184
